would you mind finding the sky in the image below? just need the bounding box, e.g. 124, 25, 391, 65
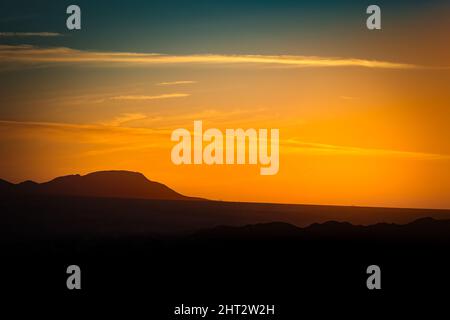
0, 0, 449, 209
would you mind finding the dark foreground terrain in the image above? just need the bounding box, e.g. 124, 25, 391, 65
2, 193, 450, 316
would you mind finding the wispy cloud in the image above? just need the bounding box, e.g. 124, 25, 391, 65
339, 96, 358, 100
1, 119, 449, 162
0, 119, 171, 159
283, 139, 450, 160
108, 93, 190, 101
0, 119, 171, 143
157, 80, 197, 86
0, 45, 423, 69
99, 113, 147, 127
0, 32, 62, 37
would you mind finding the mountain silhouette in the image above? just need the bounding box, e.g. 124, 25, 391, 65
191, 217, 450, 241
0, 178, 12, 190
2, 170, 197, 201
1, 170, 450, 236
2, 174, 450, 305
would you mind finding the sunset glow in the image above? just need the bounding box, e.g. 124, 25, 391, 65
1, 1, 449, 209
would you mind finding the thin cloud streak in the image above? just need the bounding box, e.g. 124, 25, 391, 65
0, 119, 171, 160
0, 32, 62, 37
109, 93, 190, 101
157, 80, 197, 86
0, 119, 172, 137
99, 113, 147, 127
1, 119, 448, 161
0, 45, 423, 69
283, 139, 450, 160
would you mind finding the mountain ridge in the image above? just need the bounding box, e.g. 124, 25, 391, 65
191, 216, 450, 240
0, 170, 199, 201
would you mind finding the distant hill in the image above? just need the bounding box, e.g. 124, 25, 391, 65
1, 170, 197, 201
2, 170, 450, 237
192, 217, 450, 241
1, 175, 449, 304
0, 178, 12, 190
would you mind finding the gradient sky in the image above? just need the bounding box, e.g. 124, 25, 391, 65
1, 0, 449, 209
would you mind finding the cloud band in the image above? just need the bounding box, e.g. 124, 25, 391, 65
0, 45, 421, 69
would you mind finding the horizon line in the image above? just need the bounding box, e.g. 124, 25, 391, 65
2, 170, 450, 211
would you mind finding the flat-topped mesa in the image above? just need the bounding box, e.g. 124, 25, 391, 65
1, 170, 196, 201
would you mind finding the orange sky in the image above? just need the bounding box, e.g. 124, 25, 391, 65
0, 2, 449, 209
0, 58, 449, 209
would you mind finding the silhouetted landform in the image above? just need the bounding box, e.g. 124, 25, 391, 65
0, 178, 12, 187
2, 205, 450, 300
0, 170, 198, 201
1, 171, 450, 238
2, 173, 450, 301
1, 194, 450, 238
191, 217, 450, 242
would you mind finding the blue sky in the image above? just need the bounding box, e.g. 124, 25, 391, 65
1, 0, 445, 57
